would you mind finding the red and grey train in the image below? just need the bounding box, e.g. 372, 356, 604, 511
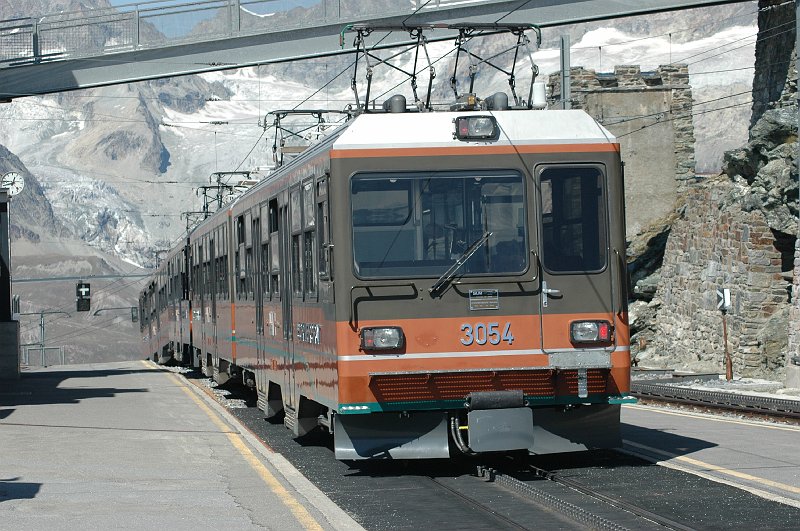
140, 93, 632, 459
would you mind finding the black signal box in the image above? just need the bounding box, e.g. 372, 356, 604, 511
76, 282, 90, 312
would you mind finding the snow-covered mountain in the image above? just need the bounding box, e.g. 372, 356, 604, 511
1, 3, 759, 266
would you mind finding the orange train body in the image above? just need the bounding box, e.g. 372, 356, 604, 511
140, 107, 633, 459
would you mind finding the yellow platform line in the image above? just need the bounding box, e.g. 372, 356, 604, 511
624, 439, 800, 496
161, 369, 323, 531
624, 403, 800, 432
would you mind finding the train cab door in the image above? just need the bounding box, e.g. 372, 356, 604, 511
278, 192, 297, 411
536, 165, 616, 362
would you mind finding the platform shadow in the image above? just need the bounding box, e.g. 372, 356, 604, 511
343, 423, 718, 479
0, 478, 41, 503
620, 421, 718, 458
0, 367, 153, 408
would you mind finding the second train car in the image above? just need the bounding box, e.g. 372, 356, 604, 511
140, 93, 632, 459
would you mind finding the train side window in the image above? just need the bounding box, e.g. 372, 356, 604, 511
290, 188, 303, 298
292, 235, 302, 297
318, 177, 331, 280
236, 214, 246, 300
303, 180, 317, 297
253, 214, 263, 333
261, 241, 270, 302
222, 224, 229, 300
166, 260, 172, 303
290, 187, 302, 233
191, 243, 198, 300
209, 237, 216, 298
221, 227, 228, 300
246, 210, 254, 300
260, 203, 271, 300
539, 166, 608, 273
269, 198, 280, 298
208, 237, 213, 299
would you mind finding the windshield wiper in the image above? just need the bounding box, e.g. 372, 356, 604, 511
429, 231, 492, 296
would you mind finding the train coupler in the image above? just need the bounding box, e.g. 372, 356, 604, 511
463, 390, 534, 453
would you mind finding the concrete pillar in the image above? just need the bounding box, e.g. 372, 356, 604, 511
1, 190, 9, 322
0, 321, 19, 379
0, 189, 20, 379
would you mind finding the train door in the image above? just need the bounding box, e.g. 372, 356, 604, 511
210, 234, 217, 339
278, 192, 296, 411
257, 203, 270, 397
253, 211, 264, 386
536, 165, 615, 356
197, 241, 206, 359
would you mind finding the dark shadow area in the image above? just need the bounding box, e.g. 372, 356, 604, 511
180, 368, 258, 409
0, 409, 13, 419
294, 428, 335, 452
0, 478, 41, 503
0, 367, 153, 408
344, 456, 476, 478
620, 422, 717, 458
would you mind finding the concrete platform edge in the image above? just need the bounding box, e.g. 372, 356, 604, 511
169, 367, 364, 531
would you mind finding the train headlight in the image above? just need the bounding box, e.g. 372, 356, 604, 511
570, 320, 612, 343
360, 327, 405, 350
454, 116, 499, 141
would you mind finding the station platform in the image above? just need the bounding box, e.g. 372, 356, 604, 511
0, 361, 363, 531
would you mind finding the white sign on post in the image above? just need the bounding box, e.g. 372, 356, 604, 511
716, 288, 731, 311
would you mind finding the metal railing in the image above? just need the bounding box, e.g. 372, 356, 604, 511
22, 345, 65, 367
0, 0, 440, 66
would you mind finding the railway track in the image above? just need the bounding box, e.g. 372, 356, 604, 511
630, 381, 800, 421
178, 368, 800, 530
477, 457, 694, 531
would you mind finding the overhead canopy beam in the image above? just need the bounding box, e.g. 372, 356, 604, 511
0, 0, 746, 100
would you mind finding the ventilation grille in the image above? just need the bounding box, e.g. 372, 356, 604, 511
369, 369, 608, 403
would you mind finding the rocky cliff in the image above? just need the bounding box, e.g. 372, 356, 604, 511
634, 0, 797, 382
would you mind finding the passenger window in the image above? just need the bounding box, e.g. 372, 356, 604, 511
269, 199, 280, 297
303, 181, 317, 296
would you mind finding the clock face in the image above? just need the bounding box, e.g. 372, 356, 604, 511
1, 172, 24, 196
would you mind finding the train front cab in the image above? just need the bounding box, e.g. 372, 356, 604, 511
329, 111, 632, 459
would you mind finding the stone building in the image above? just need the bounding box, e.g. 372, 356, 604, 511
548, 64, 695, 237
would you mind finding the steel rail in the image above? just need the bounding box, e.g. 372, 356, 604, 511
427, 475, 532, 531
631, 382, 800, 420
520, 464, 694, 531
480, 465, 629, 531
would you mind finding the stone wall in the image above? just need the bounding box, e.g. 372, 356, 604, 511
549, 64, 695, 236
651, 177, 790, 378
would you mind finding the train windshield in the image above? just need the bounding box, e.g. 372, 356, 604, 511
351, 171, 527, 278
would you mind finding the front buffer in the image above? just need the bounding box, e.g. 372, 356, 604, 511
333, 390, 622, 460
